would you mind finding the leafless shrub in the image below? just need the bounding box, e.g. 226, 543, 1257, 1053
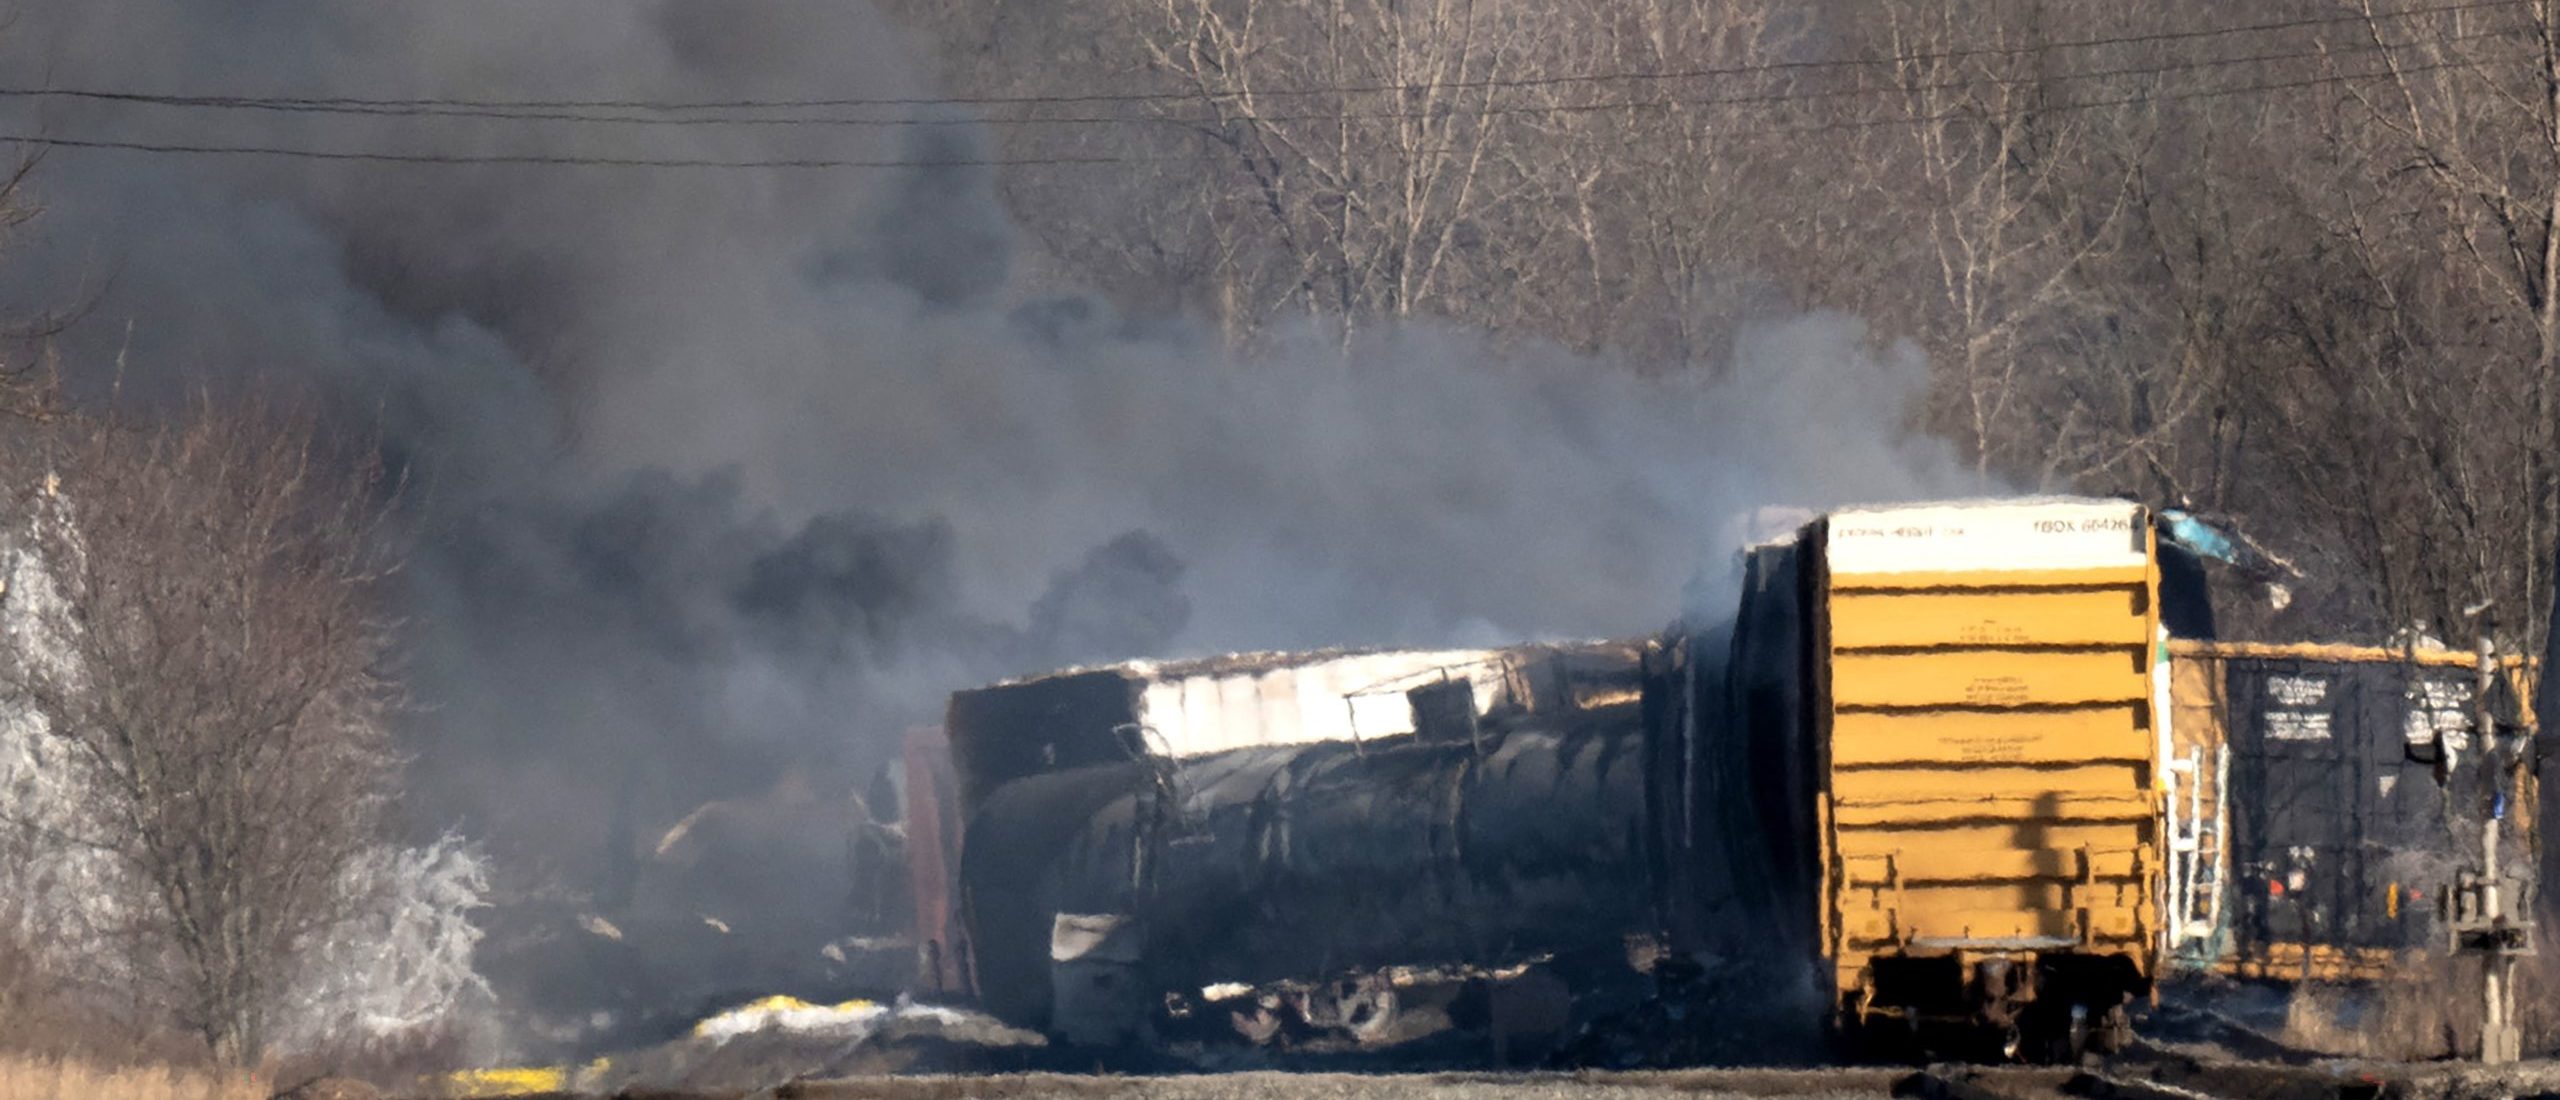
0, 399, 400, 1065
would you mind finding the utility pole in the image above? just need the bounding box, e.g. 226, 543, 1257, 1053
2448, 616, 2531, 1064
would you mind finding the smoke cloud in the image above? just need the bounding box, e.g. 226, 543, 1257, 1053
0, 0, 1979, 1044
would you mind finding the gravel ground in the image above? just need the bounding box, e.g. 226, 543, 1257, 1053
395, 986, 2560, 1100
395, 1060, 2560, 1100
777, 1069, 1908, 1100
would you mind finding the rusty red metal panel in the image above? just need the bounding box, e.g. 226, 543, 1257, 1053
903, 724, 969, 996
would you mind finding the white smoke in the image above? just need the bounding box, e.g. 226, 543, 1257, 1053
0, 494, 127, 998
274, 835, 495, 1052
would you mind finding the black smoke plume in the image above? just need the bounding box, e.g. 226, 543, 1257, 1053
0, 0, 1977, 1049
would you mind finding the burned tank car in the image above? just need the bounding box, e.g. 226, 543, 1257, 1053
948, 645, 1667, 1047
968, 708, 1652, 1043
946, 498, 2187, 1063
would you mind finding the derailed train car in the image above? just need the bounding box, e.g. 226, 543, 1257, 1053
941, 496, 2541, 1063
950, 644, 1659, 1047
2157, 640, 2537, 981
1711, 498, 2163, 1059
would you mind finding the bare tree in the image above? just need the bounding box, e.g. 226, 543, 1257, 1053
880, 0, 2560, 643
2309, 0, 2560, 648
0, 148, 61, 423
1141, 0, 1548, 341
1831, 0, 2147, 479
1513, 0, 1809, 365
0, 402, 398, 1065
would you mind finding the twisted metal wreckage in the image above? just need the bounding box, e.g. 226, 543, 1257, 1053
763, 497, 2543, 1067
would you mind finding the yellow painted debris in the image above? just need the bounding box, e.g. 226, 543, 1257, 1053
435, 1065, 567, 1097
690, 994, 882, 1039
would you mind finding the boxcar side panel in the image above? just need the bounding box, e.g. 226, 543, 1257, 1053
1814, 499, 2162, 1020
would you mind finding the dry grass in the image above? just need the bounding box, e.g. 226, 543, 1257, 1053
2518, 936, 2560, 1053
0, 1054, 266, 1100
2272, 951, 2480, 1060
772, 1071, 1899, 1100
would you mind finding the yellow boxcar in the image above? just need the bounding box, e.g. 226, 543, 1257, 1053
1811, 498, 2160, 1059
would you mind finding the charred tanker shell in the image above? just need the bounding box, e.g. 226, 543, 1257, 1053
960, 704, 1652, 1040
957, 761, 1146, 1032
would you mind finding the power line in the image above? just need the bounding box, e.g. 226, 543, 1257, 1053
0, 133, 1155, 170
0, 50, 2515, 171
1717, 49, 2517, 143
1172, 26, 2526, 132
0, 22, 2518, 132
0, 0, 2526, 119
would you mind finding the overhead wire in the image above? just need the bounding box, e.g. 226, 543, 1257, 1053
0, 21, 2517, 131
0, 18, 2532, 170
0, 0, 2523, 116
1721, 49, 2521, 143
1159, 25, 2528, 132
